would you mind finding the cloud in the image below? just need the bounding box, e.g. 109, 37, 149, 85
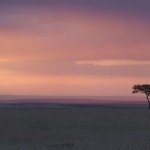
0, 0, 150, 95
1, 57, 150, 78
0, 6, 150, 78
0, 0, 150, 17
0, 7, 149, 61
75, 60, 150, 66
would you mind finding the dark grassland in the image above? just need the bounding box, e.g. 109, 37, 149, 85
0, 108, 150, 150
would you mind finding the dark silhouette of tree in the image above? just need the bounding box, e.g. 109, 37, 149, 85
132, 84, 150, 109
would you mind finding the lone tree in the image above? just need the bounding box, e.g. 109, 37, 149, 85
132, 84, 150, 109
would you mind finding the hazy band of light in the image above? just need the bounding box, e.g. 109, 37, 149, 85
75, 60, 150, 66
0, 58, 11, 62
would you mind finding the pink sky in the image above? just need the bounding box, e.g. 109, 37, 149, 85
0, 0, 150, 96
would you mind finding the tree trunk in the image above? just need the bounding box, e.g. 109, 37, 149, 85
146, 95, 150, 109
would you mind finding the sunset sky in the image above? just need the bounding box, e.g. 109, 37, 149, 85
0, 0, 150, 96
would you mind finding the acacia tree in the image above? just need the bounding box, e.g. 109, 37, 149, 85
132, 84, 150, 109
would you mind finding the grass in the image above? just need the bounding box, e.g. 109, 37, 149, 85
0, 107, 150, 150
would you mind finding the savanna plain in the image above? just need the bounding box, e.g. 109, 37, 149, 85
0, 107, 150, 150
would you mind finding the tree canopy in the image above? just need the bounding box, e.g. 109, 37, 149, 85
132, 84, 150, 109
132, 84, 150, 95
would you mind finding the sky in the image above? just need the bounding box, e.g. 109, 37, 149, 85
0, 0, 150, 96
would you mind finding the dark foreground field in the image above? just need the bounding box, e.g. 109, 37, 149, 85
0, 107, 150, 150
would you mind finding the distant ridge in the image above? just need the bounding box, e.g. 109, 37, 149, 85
0, 102, 147, 109
0, 95, 147, 109
0, 95, 145, 101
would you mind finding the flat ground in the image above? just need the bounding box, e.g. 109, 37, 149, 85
0, 107, 150, 150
